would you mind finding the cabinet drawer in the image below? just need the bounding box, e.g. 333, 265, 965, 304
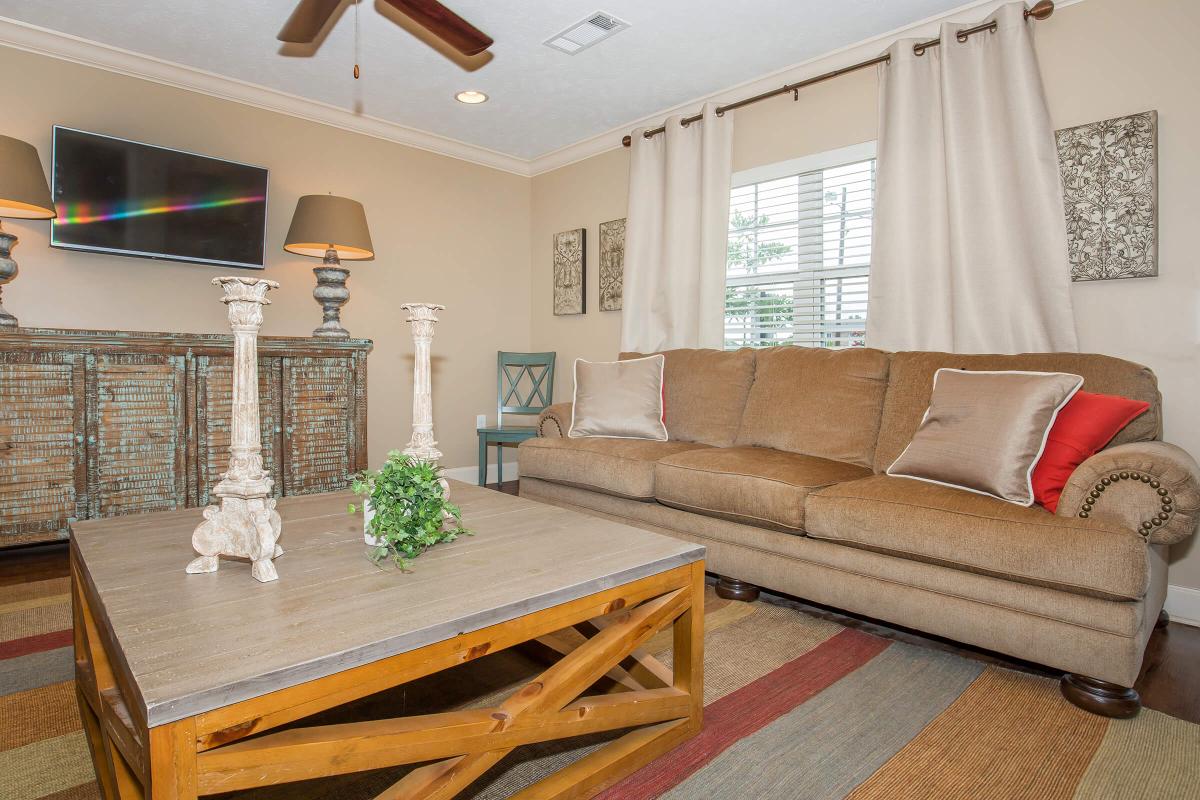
282, 356, 355, 495
0, 354, 86, 542
86, 353, 187, 518
195, 355, 283, 505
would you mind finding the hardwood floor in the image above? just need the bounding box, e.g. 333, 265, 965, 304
0, 540, 70, 584
5, 478, 1197, 724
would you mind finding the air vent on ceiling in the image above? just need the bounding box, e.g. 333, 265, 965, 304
544, 12, 630, 55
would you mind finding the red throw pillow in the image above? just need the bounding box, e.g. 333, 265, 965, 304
1032, 391, 1151, 512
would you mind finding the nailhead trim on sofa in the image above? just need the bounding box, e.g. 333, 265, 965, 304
1077, 471, 1174, 538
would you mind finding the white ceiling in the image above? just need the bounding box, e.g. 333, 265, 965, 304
0, 0, 968, 161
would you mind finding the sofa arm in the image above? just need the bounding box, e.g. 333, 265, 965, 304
1056, 441, 1200, 545
537, 402, 573, 438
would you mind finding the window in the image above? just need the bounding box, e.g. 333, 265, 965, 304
724, 144, 876, 350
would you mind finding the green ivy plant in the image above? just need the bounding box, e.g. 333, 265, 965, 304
348, 451, 469, 571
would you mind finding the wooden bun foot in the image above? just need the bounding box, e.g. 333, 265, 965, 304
715, 576, 760, 602
1156, 609, 1170, 629
1060, 673, 1140, 718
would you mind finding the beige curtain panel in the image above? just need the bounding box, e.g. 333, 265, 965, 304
867, 2, 1078, 353
621, 103, 733, 353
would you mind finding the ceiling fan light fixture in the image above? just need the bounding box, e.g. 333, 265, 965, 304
455, 90, 489, 105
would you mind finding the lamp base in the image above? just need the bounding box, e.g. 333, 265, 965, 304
0, 224, 19, 329
312, 250, 350, 339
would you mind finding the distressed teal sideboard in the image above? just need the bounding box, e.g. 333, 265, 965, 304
0, 328, 371, 546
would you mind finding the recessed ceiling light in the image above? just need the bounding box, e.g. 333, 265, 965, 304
455, 90, 488, 105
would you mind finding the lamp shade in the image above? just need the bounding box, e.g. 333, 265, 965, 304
0, 135, 56, 220
283, 194, 373, 260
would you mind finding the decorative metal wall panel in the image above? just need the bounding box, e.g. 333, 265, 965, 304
599, 218, 626, 312
553, 228, 586, 315
1056, 110, 1158, 281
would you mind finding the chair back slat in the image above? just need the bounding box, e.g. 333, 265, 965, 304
497, 351, 556, 426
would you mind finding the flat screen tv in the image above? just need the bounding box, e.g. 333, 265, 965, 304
50, 126, 269, 269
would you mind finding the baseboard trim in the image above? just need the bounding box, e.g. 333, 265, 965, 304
1166, 584, 1200, 628
443, 461, 520, 486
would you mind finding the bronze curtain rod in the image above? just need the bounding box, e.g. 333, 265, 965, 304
621, 0, 1055, 147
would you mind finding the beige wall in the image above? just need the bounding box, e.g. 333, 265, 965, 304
0, 46, 531, 472
529, 0, 1200, 587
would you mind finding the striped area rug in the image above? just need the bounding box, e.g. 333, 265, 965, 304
3, 577, 1198, 800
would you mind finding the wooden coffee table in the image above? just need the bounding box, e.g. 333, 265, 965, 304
70, 481, 705, 799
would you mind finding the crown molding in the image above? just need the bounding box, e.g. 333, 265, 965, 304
526, 0, 1087, 176
1, 0, 1086, 180
0, 16, 533, 177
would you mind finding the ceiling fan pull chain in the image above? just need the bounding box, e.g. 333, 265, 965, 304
353, 0, 361, 79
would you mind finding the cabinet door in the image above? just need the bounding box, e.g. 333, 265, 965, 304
281, 356, 355, 495
0, 352, 87, 543
194, 355, 283, 505
86, 353, 188, 518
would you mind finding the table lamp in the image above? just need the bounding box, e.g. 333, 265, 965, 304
283, 194, 373, 338
0, 135, 57, 329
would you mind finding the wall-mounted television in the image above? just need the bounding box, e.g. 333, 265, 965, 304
51, 126, 269, 269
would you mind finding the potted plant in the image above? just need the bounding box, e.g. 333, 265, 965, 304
348, 451, 469, 570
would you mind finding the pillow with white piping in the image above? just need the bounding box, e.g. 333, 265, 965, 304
886, 369, 1083, 506
569, 355, 667, 441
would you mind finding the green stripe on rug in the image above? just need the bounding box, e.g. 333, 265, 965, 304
0, 648, 75, 697
662, 641, 984, 800
1073, 710, 1200, 800
0, 731, 96, 800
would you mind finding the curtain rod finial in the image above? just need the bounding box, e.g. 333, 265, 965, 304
1026, 0, 1054, 21
622, 134, 633, 147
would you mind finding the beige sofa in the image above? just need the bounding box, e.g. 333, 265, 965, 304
518, 347, 1200, 718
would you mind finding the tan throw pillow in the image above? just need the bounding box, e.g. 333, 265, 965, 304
569, 355, 667, 441
886, 369, 1083, 506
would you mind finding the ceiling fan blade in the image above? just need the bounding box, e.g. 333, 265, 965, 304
381, 0, 494, 56
278, 0, 344, 43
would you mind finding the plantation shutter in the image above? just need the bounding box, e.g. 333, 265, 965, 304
724, 157, 876, 349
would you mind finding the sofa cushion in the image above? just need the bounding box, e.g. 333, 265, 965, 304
804, 474, 1148, 600
518, 437, 710, 500
620, 348, 756, 447
873, 351, 1162, 473
733, 346, 891, 468
655, 446, 872, 532
886, 369, 1083, 506
569, 355, 667, 440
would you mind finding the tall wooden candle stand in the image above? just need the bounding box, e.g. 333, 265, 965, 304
400, 302, 455, 512
401, 303, 445, 462
186, 277, 284, 583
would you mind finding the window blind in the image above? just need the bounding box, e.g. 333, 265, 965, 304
725, 157, 875, 349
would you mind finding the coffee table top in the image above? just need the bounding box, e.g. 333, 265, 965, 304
70, 481, 704, 726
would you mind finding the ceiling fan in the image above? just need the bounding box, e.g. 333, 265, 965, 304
278, 0, 493, 57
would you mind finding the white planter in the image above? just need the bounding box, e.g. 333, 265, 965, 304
363, 500, 387, 547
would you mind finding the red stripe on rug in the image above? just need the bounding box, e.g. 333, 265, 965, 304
0, 628, 73, 660
597, 627, 890, 800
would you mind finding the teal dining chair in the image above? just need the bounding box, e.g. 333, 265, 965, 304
477, 351, 556, 486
